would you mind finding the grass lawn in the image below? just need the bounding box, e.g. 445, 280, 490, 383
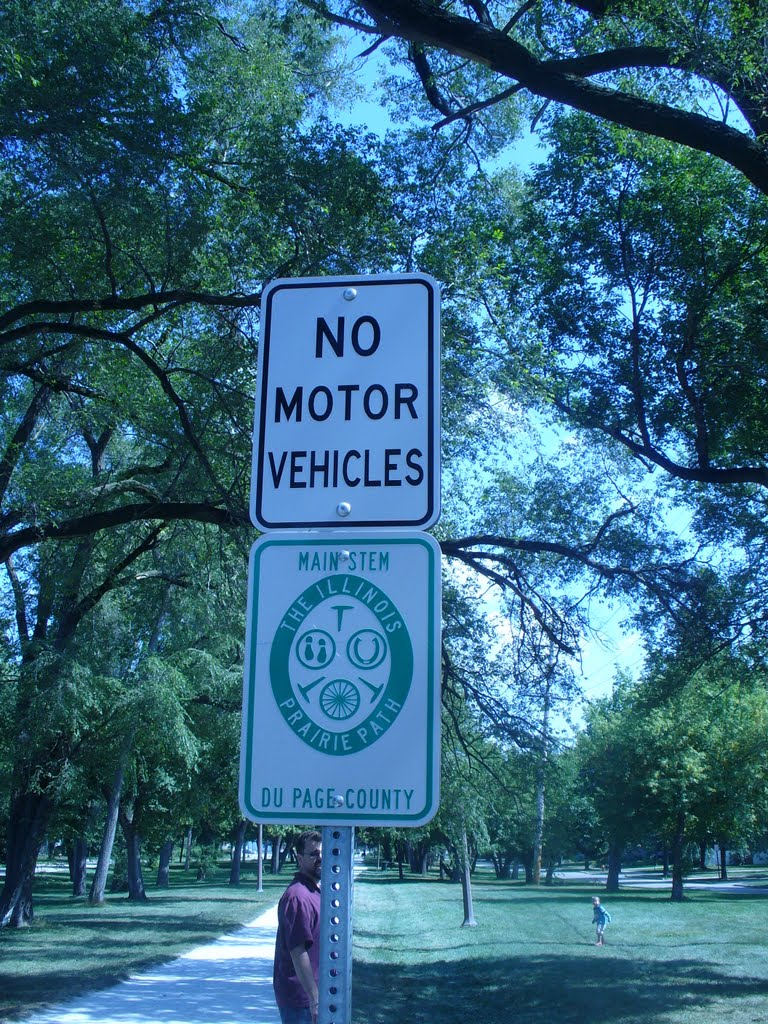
0, 862, 282, 1022
3, 861, 768, 1023
351, 867, 768, 1024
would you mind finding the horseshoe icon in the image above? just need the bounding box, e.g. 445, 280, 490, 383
347, 629, 387, 670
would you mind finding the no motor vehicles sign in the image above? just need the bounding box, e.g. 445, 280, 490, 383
239, 531, 441, 826
251, 274, 441, 530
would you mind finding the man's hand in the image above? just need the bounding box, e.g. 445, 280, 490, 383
289, 944, 319, 1022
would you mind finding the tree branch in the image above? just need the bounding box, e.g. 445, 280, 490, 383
0, 385, 50, 507
0, 288, 262, 333
353, 0, 768, 192
553, 398, 768, 487
1, 321, 233, 505
4, 556, 29, 648
410, 42, 455, 117
0, 501, 251, 563
55, 526, 165, 648
440, 531, 693, 622
432, 82, 521, 129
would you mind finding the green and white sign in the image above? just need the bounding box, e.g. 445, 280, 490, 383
239, 531, 441, 825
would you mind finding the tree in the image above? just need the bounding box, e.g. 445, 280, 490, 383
540, 748, 603, 879
311, 0, 768, 662
484, 746, 538, 881
703, 717, 768, 876
6, 0, 766, 933
511, 116, 768, 496
575, 679, 656, 891
435, 716, 491, 926
576, 651, 768, 900
308, 0, 768, 193
0, 0, 409, 926
661, 655, 768, 883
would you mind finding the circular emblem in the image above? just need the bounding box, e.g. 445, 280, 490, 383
270, 574, 413, 755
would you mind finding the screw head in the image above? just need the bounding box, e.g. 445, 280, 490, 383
343, 287, 357, 301
336, 502, 351, 518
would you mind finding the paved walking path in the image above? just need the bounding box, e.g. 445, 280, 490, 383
561, 868, 768, 894
20, 904, 281, 1024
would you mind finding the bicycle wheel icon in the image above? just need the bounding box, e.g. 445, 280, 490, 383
319, 679, 361, 721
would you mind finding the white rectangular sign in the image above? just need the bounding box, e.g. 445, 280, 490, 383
251, 274, 441, 530
239, 531, 442, 826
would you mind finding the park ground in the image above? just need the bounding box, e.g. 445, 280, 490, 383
2, 861, 768, 1023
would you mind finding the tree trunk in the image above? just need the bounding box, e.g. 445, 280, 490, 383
88, 760, 127, 904
521, 849, 534, 884
698, 840, 707, 870
230, 820, 247, 886
606, 840, 622, 892
0, 789, 53, 927
460, 828, 477, 927
544, 856, 556, 886
408, 841, 430, 874
70, 837, 89, 897
670, 809, 686, 901
120, 810, 147, 902
184, 826, 193, 870
719, 842, 728, 881
269, 832, 283, 874
492, 853, 513, 879
531, 781, 544, 884
279, 837, 291, 871
532, 682, 551, 886
156, 839, 174, 888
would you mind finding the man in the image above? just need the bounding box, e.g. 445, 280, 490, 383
273, 830, 322, 1024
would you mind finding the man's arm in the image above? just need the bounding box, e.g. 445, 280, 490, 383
289, 944, 319, 1024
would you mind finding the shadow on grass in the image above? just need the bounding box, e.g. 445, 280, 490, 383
0, 968, 130, 1022
10, 913, 245, 934
352, 953, 768, 1024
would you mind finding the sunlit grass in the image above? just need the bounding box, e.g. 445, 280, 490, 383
352, 867, 768, 1024
4, 861, 768, 1024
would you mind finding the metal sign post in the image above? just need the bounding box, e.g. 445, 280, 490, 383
318, 826, 354, 1024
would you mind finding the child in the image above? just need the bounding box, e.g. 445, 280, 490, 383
591, 896, 611, 946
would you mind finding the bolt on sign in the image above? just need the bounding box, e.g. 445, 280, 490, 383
239, 531, 442, 826
251, 274, 441, 530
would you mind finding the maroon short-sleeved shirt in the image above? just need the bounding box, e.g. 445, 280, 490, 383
273, 873, 321, 1009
